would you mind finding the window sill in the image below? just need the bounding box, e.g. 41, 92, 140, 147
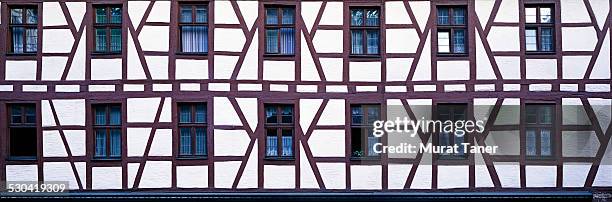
177, 156, 208, 160
263, 157, 295, 161
437, 155, 468, 160
350, 156, 381, 161
526, 51, 556, 55
263, 54, 295, 60
6, 53, 37, 60
91, 52, 122, 59
437, 53, 468, 58
6, 156, 37, 161
348, 55, 381, 62
92, 157, 122, 161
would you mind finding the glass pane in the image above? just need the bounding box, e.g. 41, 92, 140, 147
266, 29, 279, 53
95, 28, 107, 52
367, 130, 380, 156
540, 7, 552, 23
25, 106, 36, 124
282, 8, 294, 25
96, 8, 107, 24
351, 30, 363, 54
110, 105, 121, 125
541, 28, 554, 52
281, 129, 293, 156
11, 27, 24, 53
179, 105, 191, 123
110, 7, 122, 24
456, 134, 465, 155
282, 106, 293, 123
526, 105, 538, 124
365, 9, 379, 26
266, 132, 278, 157
110, 28, 121, 52
453, 8, 465, 25
180, 6, 192, 23
437, 31, 450, 53
367, 106, 380, 124
539, 105, 553, 124
541, 129, 551, 156
366, 30, 379, 54
181, 26, 208, 53
437, 7, 449, 25
180, 128, 192, 155
453, 29, 466, 53
11, 9, 23, 24
11, 106, 22, 124
351, 106, 363, 124
195, 6, 207, 23
351, 9, 363, 26
95, 129, 106, 157
265, 106, 277, 123
266, 8, 278, 25
525, 29, 537, 51
25, 28, 37, 53
526, 130, 536, 156
26, 8, 37, 24
95, 106, 106, 125
195, 128, 206, 155
110, 129, 121, 157
195, 104, 206, 123
526, 7, 537, 23
280, 28, 295, 54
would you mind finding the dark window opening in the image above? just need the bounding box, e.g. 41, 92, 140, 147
351, 104, 381, 158
93, 104, 122, 159
350, 8, 380, 55
265, 104, 294, 159
8, 104, 37, 159
94, 5, 122, 54
436, 104, 468, 158
437, 6, 467, 54
265, 6, 295, 55
525, 104, 554, 157
8, 6, 38, 54
178, 103, 207, 157
179, 4, 208, 54
525, 5, 554, 52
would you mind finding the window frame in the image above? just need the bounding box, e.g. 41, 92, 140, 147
436, 5, 468, 56
264, 104, 295, 160
524, 4, 556, 54
264, 5, 296, 56
350, 104, 382, 159
349, 7, 381, 57
524, 103, 555, 158
435, 103, 469, 159
177, 102, 208, 159
92, 103, 122, 160
7, 5, 39, 55
7, 103, 38, 160
178, 3, 209, 55
93, 4, 123, 55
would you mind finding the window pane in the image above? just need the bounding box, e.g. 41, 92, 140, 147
9, 128, 37, 157
110, 28, 121, 52
351, 106, 363, 124
365, 9, 379, 26
266, 130, 278, 156
453, 29, 466, 53
110, 7, 122, 24
539, 105, 553, 124
437, 7, 449, 25
541, 129, 551, 156
526, 7, 537, 23
195, 104, 206, 123
282, 105, 293, 123
25, 28, 37, 53
11, 9, 23, 24
110, 105, 121, 125
25, 106, 36, 124
180, 6, 192, 23
351, 9, 364, 26
180, 128, 192, 155
282, 8, 294, 25
541, 28, 553, 52
437, 31, 450, 53
11, 106, 22, 124
265, 106, 277, 123
266, 8, 278, 25
367, 136, 380, 156
351, 127, 363, 157
455, 134, 465, 155
95, 28, 107, 52
195, 127, 206, 155
26, 8, 37, 24
525, 29, 537, 51
367, 106, 380, 124
195, 6, 207, 23
11, 27, 24, 53
453, 8, 465, 25
266, 29, 279, 53
95, 106, 106, 125
96, 8, 107, 24
281, 129, 293, 156
526, 130, 537, 156
540, 7, 552, 23
351, 30, 363, 54
181, 26, 208, 53
95, 129, 106, 157
110, 129, 121, 157
180, 105, 192, 123
366, 30, 379, 54
280, 28, 295, 54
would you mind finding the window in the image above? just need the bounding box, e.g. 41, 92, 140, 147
351, 104, 381, 158
265, 6, 295, 55
8, 6, 38, 54
525, 5, 554, 52
93, 104, 122, 159
350, 8, 380, 55
437, 104, 467, 158
525, 104, 554, 157
8, 104, 37, 159
437, 6, 467, 54
265, 104, 294, 158
178, 103, 207, 157
94, 5, 122, 54
179, 4, 208, 53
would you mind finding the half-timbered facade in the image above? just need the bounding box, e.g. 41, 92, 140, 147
0, 0, 611, 195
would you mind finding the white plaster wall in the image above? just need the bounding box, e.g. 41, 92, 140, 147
437, 60, 470, 81
437, 165, 469, 189
350, 62, 381, 82
43, 29, 74, 53
385, 1, 411, 24
319, 2, 343, 25
351, 165, 382, 190
494, 0, 519, 22
388, 164, 411, 189
495, 56, 521, 79
177, 166, 208, 188
139, 26, 169, 52
526, 59, 557, 79
42, 57, 68, 81
66, 2, 86, 28
317, 99, 345, 125
176, 59, 208, 80
591, 31, 610, 79
145, 56, 168, 80
563, 27, 598, 51
147, 1, 170, 23
494, 163, 520, 188
214, 97, 242, 126
214, 129, 250, 156
214, 161, 241, 189
127, 97, 161, 123
148, 129, 172, 156
6, 165, 38, 182
308, 130, 345, 157
5, 60, 37, 81
43, 130, 67, 157
313, 30, 343, 53
91, 59, 122, 80
526, 166, 557, 187
43, 162, 80, 189
237, 1, 258, 28
410, 165, 432, 189
561, 0, 591, 23
475, 0, 495, 26
236, 98, 258, 132
92, 167, 122, 190
139, 161, 172, 188
320, 58, 343, 81
408, 1, 429, 31
215, 0, 239, 24
214, 28, 245, 52
128, 1, 149, 27
301, 2, 321, 32
214, 55, 239, 79
563, 56, 591, 79
488, 27, 520, 51
386, 29, 419, 53
412, 33, 431, 81
127, 127, 151, 157
486, 131, 520, 155
562, 131, 599, 157
317, 162, 346, 189
237, 141, 258, 189
43, 2, 67, 26
386, 58, 412, 81
64, 130, 86, 156
300, 99, 323, 133
263, 60, 295, 81
53, 99, 86, 126
264, 165, 295, 189
563, 163, 591, 187
475, 164, 494, 187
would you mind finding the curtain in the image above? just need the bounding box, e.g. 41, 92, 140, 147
95, 130, 106, 157
195, 104, 206, 123
95, 107, 106, 125
282, 136, 293, 156
110, 106, 121, 125
180, 128, 192, 155
526, 130, 536, 156
365, 9, 379, 26
195, 128, 206, 155
453, 29, 466, 53
110, 28, 121, 52
540, 129, 551, 156
266, 29, 279, 53
351, 30, 363, 54
541, 28, 553, 51
453, 8, 465, 25
351, 9, 363, 26
367, 136, 379, 156
437, 8, 449, 24
11, 27, 24, 53
95, 29, 106, 52
366, 30, 379, 54
181, 26, 208, 53
180, 105, 191, 123
110, 129, 121, 157
266, 136, 278, 156
266, 8, 278, 24
25, 28, 37, 52
280, 28, 294, 54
